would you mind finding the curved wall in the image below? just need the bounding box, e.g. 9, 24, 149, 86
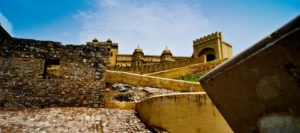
105, 70, 203, 92
135, 93, 232, 133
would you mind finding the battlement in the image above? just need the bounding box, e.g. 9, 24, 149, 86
193, 32, 222, 46
86, 38, 118, 47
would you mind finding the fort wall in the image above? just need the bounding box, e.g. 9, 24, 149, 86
192, 32, 232, 63
109, 58, 201, 74
146, 58, 227, 78
0, 33, 110, 109
221, 42, 232, 58
98, 31, 232, 71
105, 70, 203, 92
135, 93, 233, 133
193, 32, 222, 46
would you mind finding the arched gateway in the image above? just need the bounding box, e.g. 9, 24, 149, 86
193, 32, 232, 63
198, 48, 216, 62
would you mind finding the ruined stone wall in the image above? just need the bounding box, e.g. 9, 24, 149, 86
109, 58, 201, 74
0, 37, 110, 109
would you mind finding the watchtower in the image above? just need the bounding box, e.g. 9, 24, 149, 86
161, 47, 174, 62
132, 46, 144, 67
193, 32, 232, 63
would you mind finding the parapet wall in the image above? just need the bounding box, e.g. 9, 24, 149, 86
199, 15, 300, 132
193, 32, 222, 46
0, 37, 110, 109
146, 58, 227, 78
105, 70, 203, 92
109, 58, 200, 74
135, 93, 232, 133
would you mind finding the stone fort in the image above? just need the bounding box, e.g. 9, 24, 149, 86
88, 32, 232, 70
1, 15, 299, 133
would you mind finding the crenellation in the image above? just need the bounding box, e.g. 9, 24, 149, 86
103, 31, 231, 73
193, 32, 222, 45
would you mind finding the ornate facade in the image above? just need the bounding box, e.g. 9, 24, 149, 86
87, 32, 232, 68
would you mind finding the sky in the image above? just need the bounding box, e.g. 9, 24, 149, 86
0, 0, 299, 56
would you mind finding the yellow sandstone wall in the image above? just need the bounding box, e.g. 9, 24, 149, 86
135, 93, 233, 133
109, 58, 201, 74
193, 32, 232, 62
221, 43, 232, 59
105, 70, 204, 92
145, 58, 227, 78
108, 46, 118, 67
116, 54, 132, 67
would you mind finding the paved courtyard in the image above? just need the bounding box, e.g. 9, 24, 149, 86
0, 107, 151, 133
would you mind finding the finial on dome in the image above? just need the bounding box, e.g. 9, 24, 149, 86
134, 45, 143, 53
162, 46, 172, 55
92, 38, 98, 42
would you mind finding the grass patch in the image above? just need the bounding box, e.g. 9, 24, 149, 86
175, 73, 205, 82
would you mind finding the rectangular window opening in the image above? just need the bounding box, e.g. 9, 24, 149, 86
43, 58, 60, 79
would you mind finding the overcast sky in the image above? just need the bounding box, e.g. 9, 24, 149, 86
0, 0, 299, 56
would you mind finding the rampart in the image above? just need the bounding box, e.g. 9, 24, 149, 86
146, 58, 227, 78
105, 70, 203, 92
0, 30, 110, 109
108, 58, 201, 74
135, 93, 233, 133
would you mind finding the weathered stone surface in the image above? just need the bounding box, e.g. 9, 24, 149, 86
106, 70, 204, 92
136, 93, 232, 133
0, 32, 110, 109
104, 83, 177, 109
111, 83, 176, 96
0, 107, 151, 133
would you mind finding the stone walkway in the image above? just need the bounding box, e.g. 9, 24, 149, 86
109, 83, 177, 102
0, 107, 151, 133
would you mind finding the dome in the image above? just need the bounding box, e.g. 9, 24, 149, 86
162, 47, 172, 55
92, 38, 98, 43
134, 45, 143, 53
106, 38, 112, 43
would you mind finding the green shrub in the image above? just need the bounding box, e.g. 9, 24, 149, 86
175, 73, 205, 82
